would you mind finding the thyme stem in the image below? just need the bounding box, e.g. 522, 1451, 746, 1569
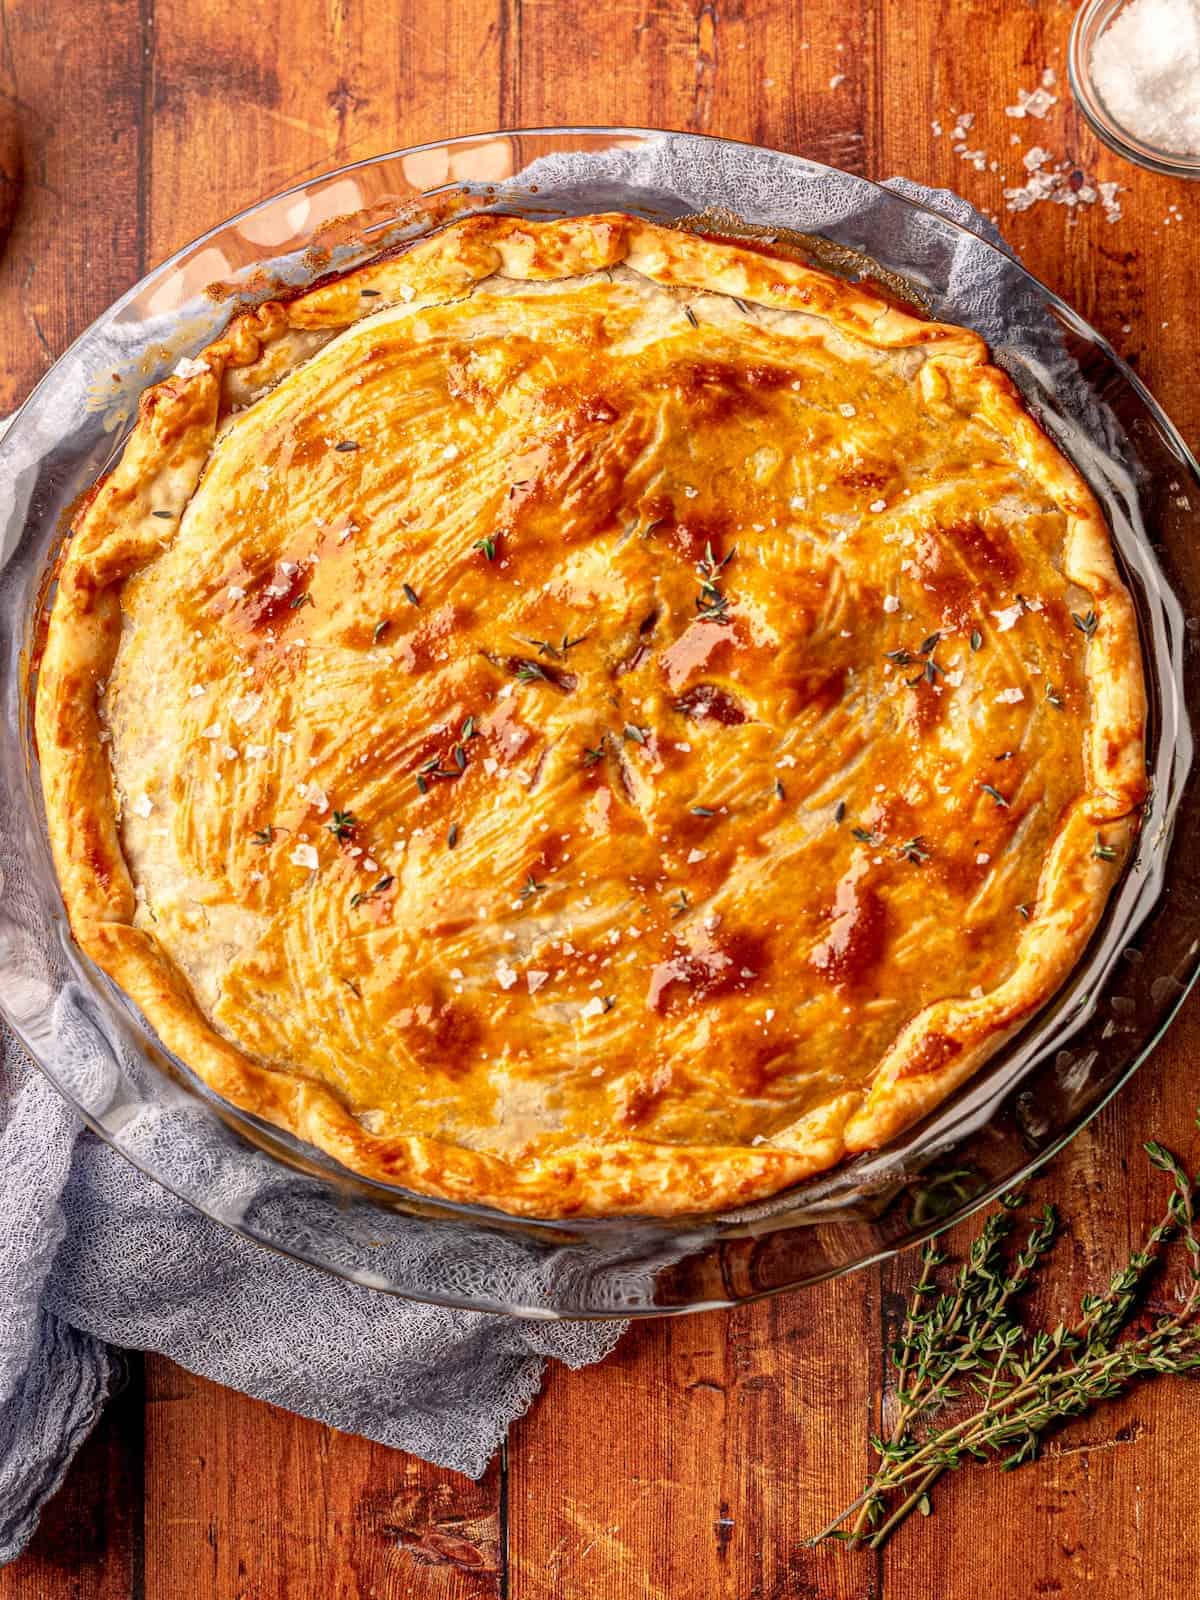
810, 1120, 1200, 1553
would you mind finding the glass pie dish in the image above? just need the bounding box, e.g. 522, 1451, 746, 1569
1, 128, 1197, 1318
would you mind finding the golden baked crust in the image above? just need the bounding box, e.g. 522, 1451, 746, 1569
35, 212, 1147, 1217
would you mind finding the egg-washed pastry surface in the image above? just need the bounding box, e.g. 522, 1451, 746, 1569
36, 212, 1147, 1217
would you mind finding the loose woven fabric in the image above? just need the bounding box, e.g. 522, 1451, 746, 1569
0, 144, 1106, 1566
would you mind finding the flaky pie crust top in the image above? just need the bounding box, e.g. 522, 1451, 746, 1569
35, 213, 1146, 1216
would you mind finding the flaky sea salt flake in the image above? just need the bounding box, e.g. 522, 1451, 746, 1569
1005, 85, 1057, 118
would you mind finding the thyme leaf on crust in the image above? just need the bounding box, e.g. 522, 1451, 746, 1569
519, 873, 547, 902
472, 536, 497, 561
669, 888, 690, 918
520, 631, 589, 660
402, 583, 421, 607
1072, 609, 1099, 639
695, 541, 735, 624
350, 873, 393, 909
334, 440, 360, 453
1093, 834, 1118, 862
897, 836, 930, 865
250, 826, 275, 846
970, 628, 984, 652
414, 716, 480, 792
372, 619, 389, 644
980, 783, 1009, 808
328, 810, 357, 841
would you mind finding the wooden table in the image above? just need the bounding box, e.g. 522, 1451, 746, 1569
3, 2, 1197, 1595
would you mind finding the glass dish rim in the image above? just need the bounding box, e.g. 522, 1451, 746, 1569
3, 126, 1199, 1318
7, 122, 1197, 498
1068, 0, 1200, 181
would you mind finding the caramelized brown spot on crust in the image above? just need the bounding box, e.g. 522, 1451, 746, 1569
949, 519, 1020, 585
838, 465, 889, 491
529, 830, 570, 874
647, 931, 767, 1013
401, 999, 483, 1075
228, 560, 311, 632
909, 521, 1021, 633
581, 394, 620, 425
810, 872, 887, 988
640, 499, 734, 563
780, 667, 847, 719
673, 682, 748, 725
614, 1063, 673, 1127
660, 359, 793, 425
898, 1030, 962, 1077
660, 621, 736, 691
79, 815, 115, 894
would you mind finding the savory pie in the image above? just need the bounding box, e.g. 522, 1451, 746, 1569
35, 212, 1147, 1217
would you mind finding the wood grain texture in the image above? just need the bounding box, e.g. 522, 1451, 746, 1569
0, 0, 143, 412
1, 0, 1198, 1595
0, 1361, 144, 1600
142, 1364, 502, 1600
509, 1286, 879, 1599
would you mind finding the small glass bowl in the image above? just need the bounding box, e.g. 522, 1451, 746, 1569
1069, 0, 1200, 179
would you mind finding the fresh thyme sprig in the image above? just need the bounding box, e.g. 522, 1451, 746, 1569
809, 1121, 1200, 1553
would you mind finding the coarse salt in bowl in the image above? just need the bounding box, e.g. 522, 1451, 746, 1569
1069, 0, 1200, 178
